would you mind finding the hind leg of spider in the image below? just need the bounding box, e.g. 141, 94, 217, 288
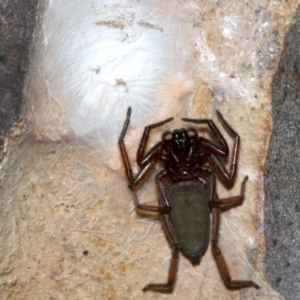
211, 207, 259, 289
142, 172, 180, 293
143, 240, 179, 293
209, 176, 248, 211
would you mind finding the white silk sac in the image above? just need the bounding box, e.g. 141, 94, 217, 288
25, 0, 284, 167
25, 0, 196, 164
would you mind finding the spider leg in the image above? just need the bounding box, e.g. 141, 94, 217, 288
181, 111, 231, 156
143, 170, 179, 293
128, 171, 171, 214
209, 176, 248, 211
209, 152, 238, 183
129, 186, 163, 213
137, 114, 173, 167
211, 207, 259, 289
119, 107, 165, 187
142, 244, 179, 293
119, 108, 177, 291
207, 174, 259, 289
182, 111, 240, 183
143, 244, 179, 293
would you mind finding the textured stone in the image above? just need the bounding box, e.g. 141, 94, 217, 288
265, 9, 300, 300
0, 1, 299, 299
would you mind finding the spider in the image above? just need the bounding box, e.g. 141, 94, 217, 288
118, 107, 259, 293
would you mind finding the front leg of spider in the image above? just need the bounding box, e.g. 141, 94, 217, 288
118, 107, 173, 212
182, 111, 240, 183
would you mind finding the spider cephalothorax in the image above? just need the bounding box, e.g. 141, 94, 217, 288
162, 128, 204, 181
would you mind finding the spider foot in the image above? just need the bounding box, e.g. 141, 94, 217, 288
225, 280, 260, 290
143, 282, 174, 293
159, 205, 171, 214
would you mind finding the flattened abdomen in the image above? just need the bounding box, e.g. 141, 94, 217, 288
168, 181, 210, 261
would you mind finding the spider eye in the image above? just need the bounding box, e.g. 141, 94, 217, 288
179, 129, 190, 143
172, 129, 180, 141
171, 129, 190, 145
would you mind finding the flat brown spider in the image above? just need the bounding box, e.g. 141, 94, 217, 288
119, 107, 259, 293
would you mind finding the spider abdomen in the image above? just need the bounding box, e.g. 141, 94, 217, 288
168, 181, 210, 261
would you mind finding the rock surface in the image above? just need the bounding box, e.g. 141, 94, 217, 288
0, 1, 299, 299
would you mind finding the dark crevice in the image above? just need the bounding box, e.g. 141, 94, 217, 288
0, 1, 38, 146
